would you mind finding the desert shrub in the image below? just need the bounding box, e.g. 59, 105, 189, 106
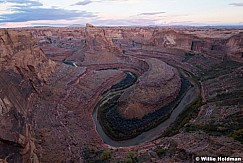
155, 148, 165, 158
125, 157, 133, 163
200, 60, 242, 81
89, 146, 97, 154
126, 151, 138, 163
100, 149, 111, 160
230, 129, 243, 143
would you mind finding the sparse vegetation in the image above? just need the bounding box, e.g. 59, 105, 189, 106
200, 60, 243, 81
229, 129, 243, 143
213, 91, 243, 102
83, 147, 112, 162
155, 148, 165, 158
89, 146, 97, 154
83, 146, 99, 162
125, 151, 138, 163
182, 52, 196, 62
125, 158, 133, 163
163, 95, 203, 136
111, 71, 137, 90
98, 76, 191, 140
185, 117, 243, 143
100, 149, 111, 160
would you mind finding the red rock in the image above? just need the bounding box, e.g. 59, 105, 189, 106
1, 26, 243, 162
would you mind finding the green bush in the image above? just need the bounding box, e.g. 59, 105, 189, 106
100, 149, 111, 160
125, 158, 133, 163
127, 151, 138, 163
230, 129, 243, 143
89, 146, 97, 154
156, 148, 165, 158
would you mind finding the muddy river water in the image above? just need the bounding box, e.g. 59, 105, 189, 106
92, 70, 200, 147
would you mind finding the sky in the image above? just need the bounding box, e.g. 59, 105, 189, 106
0, 0, 243, 28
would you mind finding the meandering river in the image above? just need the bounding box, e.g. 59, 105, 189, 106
92, 70, 200, 147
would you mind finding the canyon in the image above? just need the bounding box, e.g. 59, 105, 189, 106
0, 25, 243, 162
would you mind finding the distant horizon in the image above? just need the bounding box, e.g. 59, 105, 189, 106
3, 24, 243, 29
1, 0, 243, 28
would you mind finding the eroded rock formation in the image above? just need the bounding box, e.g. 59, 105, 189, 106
0, 30, 56, 162
0, 26, 243, 162
0, 30, 56, 82
119, 58, 181, 119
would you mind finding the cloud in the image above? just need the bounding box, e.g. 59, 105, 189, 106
0, 18, 88, 28
89, 17, 159, 26
72, 0, 93, 6
0, 0, 96, 23
71, 0, 135, 6
229, 3, 243, 7
0, 0, 42, 6
106, 0, 140, 2
0, 8, 95, 23
138, 11, 166, 16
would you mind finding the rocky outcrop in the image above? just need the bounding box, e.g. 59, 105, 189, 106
0, 71, 39, 163
0, 30, 56, 82
226, 32, 243, 61
0, 29, 56, 162
84, 24, 120, 52
118, 58, 181, 119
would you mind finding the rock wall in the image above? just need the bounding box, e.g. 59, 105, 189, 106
27, 26, 243, 62
0, 29, 56, 162
0, 30, 56, 82
226, 32, 243, 61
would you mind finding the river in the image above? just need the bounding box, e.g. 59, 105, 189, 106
92, 70, 200, 147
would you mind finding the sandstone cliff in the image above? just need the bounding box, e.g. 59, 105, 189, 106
0, 29, 56, 162
226, 32, 243, 61
0, 30, 56, 82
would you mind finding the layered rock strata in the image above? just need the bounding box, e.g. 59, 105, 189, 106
119, 58, 181, 119
0, 26, 243, 162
